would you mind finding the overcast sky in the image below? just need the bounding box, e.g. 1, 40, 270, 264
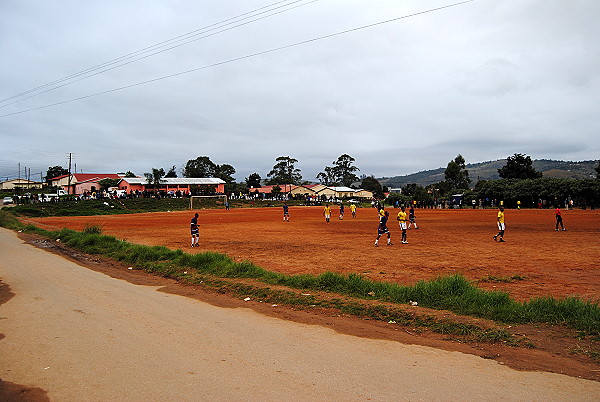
1, 0, 598, 183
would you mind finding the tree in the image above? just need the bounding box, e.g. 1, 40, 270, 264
430, 180, 452, 198
498, 153, 542, 179
595, 160, 600, 179
214, 163, 236, 183
318, 154, 360, 187
145, 168, 165, 191
361, 176, 384, 199
183, 157, 236, 187
45, 166, 69, 182
183, 156, 216, 178
98, 178, 120, 190
316, 166, 337, 186
401, 183, 419, 198
267, 156, 302, 185
165, 166, 178, 178
124, 171, 136, 178
444, 154, 471, 190
245, 173, 262, 189
334, 154, 360, 187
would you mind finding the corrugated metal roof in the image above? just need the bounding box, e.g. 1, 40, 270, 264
329, 186, 357, 192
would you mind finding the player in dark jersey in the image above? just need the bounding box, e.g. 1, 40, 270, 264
408, 206, 418, 229
283, 202, 290, 222
375, 210, 392, 246
190, 213, 199, 247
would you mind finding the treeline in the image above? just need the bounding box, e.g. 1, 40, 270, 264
143, 154, 390, 197
474, 178, 600, 208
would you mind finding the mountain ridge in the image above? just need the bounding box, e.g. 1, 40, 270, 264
378, 159, 598, 188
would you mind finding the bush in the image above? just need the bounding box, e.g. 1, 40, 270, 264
83, 224, 102, 235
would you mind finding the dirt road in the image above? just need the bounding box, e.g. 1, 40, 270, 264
1, 228, 598, 401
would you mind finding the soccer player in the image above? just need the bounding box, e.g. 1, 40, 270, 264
397, 206, 408, 244
323, 203, 332, 224
494, 206, 506, 242
339, 203, 345, 220
375, 210, 392, 246
190, 213, 199, 247
350, 203, 357, 218
283, 202, 290, 222
555, 206, 566, 231
408, 205, 418, 229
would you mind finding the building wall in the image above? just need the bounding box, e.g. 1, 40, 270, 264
76, 182, 101, 194
335, 191, 356, 198
118, 182, 145, 193
0, 179, 44, 190
290, 186, 316, 197
51, 175, 74, 188
354, 190, 374, 199
316, 188, 336, 198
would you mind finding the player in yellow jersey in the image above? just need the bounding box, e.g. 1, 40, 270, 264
323, 204, 331, 224
494, 206, 506, 242
396, 206, 408, 244
350, 203, 357, 218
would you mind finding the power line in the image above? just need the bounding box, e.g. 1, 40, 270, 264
0, 0, 315, 107
0, 1, 474, 119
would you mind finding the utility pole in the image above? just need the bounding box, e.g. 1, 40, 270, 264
67, 153, 72, 195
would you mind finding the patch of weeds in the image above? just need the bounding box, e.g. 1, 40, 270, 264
480, 275, 526, 283
82, 224, 103, 235
569, 344, 600, 362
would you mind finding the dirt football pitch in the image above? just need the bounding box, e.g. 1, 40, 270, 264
29, 206, 600, 302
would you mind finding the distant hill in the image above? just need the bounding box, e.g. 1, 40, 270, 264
379, 159, 598, 188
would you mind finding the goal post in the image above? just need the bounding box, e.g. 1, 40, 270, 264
189, 194, 228, 210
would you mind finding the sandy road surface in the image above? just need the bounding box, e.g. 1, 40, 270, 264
1, 228, 598, 401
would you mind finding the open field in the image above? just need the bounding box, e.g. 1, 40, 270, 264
26, 206, 600, 302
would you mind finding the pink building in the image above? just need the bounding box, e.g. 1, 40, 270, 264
118, 177, 225, 194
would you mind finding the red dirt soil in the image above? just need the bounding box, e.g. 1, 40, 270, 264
27, 206, 600, 302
